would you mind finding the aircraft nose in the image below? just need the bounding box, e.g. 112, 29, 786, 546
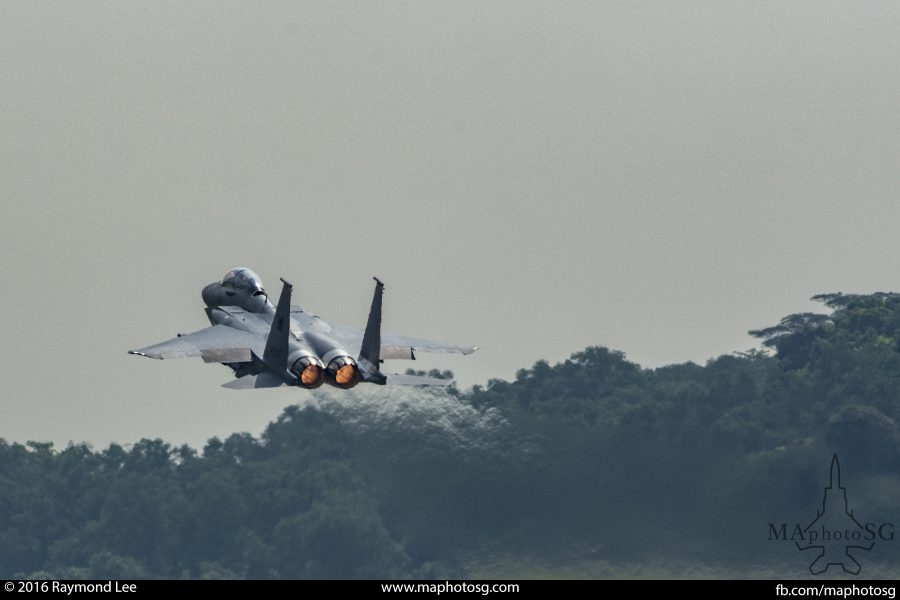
201, 283, 219, 306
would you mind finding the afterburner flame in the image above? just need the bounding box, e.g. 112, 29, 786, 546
301, 364, 321, 386
289, 355, 324, 388
336, 364, 356, 385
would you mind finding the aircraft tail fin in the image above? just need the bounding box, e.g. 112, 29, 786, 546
263, 278, 293, 368
358, 277, 387, 384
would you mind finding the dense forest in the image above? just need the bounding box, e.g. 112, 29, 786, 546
3, 292, 900, 578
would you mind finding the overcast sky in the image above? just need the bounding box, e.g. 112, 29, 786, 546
2, 1, 898, 448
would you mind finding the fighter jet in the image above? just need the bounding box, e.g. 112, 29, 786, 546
129, 268, 477, 389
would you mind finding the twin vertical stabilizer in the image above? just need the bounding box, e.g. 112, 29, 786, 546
358, 277, 387, 384
263, 278, 293, 369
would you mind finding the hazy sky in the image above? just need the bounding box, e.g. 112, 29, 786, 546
2, 1, 898, 448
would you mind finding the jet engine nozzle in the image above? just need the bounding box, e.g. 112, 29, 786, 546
325, 355, 360, 389
289, 354, 325, 389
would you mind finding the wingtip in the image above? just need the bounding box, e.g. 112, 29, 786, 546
128, 350, 163, 360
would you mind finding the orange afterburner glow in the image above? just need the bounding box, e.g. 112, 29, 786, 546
336, 364, 356, 385
324, 356, 360, 388
301, 364, 321, 386
289, 355, 324, 388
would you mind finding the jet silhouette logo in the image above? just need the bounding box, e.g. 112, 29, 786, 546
795, 455, 874, 575
769, 455, 894, 575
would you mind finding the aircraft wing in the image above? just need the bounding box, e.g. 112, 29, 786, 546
128, 324, 262, 363
327, 324, 478, 359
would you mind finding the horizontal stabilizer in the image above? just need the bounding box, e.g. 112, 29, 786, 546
380, 346, 415, 360
384, 373, 454, 386
325, 325, 478, 359
221, 372, 285, 389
